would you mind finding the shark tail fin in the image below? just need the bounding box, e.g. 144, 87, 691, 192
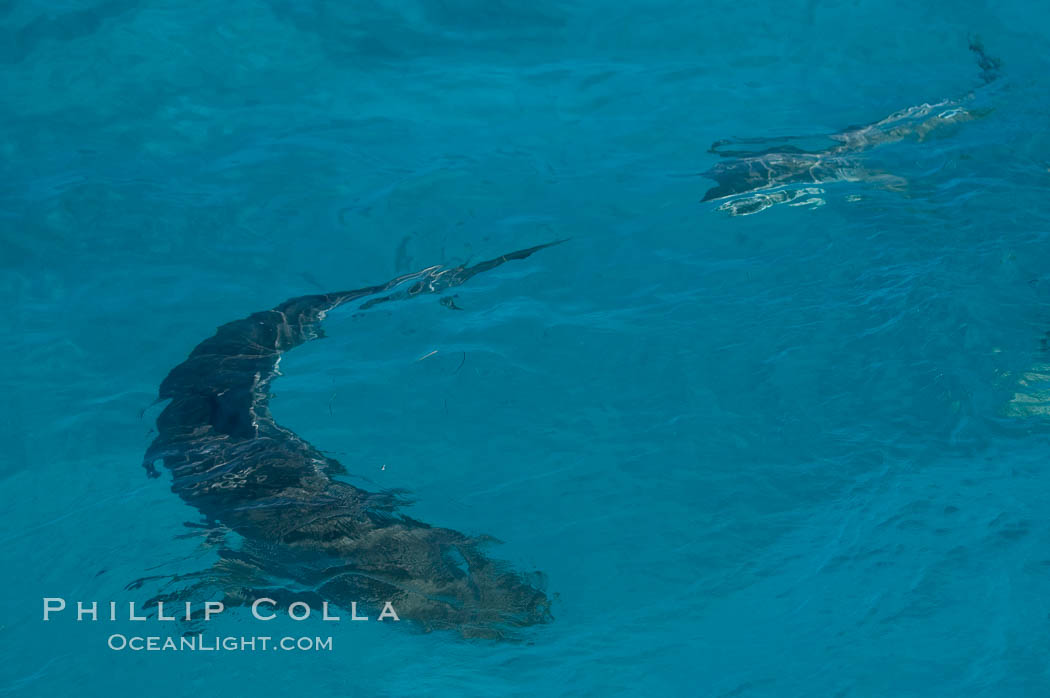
348, 239, 566, 312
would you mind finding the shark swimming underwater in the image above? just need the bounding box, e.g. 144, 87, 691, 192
702, 39, 1002, 215
137, 242, 560, 639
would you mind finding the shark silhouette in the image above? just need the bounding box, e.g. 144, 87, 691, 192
138, 241, 560, 639
702, 38, 1002, 214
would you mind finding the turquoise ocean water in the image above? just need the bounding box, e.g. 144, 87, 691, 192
3, 1, 1050, 696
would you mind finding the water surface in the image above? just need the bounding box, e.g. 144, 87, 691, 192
3, 1, 1050, 696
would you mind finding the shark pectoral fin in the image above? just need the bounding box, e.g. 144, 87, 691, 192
129, 555, 323, 632
129, 553, 268, 610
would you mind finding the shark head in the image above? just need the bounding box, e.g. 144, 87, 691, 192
310, 519, 553, 639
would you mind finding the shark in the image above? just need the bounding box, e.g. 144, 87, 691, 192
701, 38, 1002, 215
137, 241, 560, 639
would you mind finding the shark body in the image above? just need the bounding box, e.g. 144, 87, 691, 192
702, 39, 1002, 213
140, 242, 559, 638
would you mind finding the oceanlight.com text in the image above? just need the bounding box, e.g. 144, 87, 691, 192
107, 634, 334, 652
